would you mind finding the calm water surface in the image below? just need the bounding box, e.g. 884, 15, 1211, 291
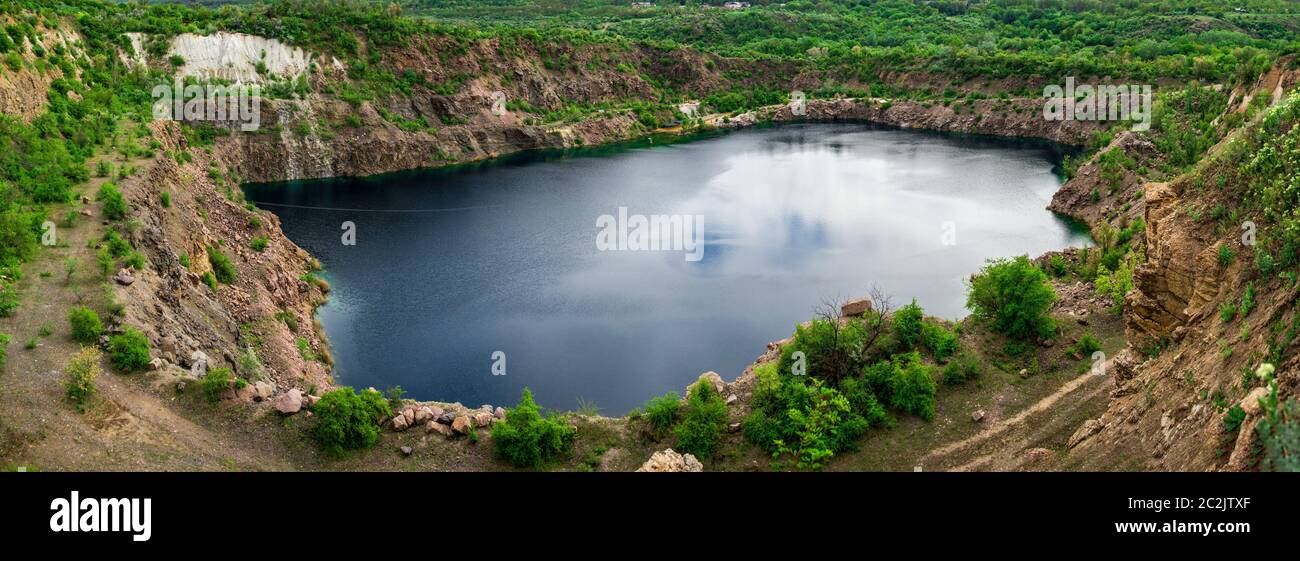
245, 123, 1087, 413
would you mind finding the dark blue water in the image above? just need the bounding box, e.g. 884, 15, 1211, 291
245, 123, 1087, 414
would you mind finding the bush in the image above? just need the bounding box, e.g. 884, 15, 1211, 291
0, 283, 17, 317
199, 367, 233, 404
1257, 398, 1300, 472
491, 388, 577, 468
1217, 244, 1235, 267
890, 353, 936, 421
892, 299, 925, 351
1073, 332, 1102, 356
250, 236, 269, 252
97, 182, 127, 221
0, 333, 9, 370
68, 306, 103, 343
315, 387, 392, 456
674, 380, 728, 459
840, 376, 889, 427
772, 378, 867, 470
966, 255, 1057, 340
207, 246, 236, 284
65, 347, 102, 412
778, 315, 871, 383
643, 391, 681, 437
107, 327, 151, 372
921, 321, 958, 361
942, 352, 983, 386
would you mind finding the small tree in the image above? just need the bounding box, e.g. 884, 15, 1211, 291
199, 367, 233, 403
491, 388, 577, 468
966, 255, 1057, 340
65, 347, 103, 412
207, 246, 237, 284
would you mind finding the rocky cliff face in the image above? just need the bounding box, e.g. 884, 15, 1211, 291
1064, 67, 1300, 471
114, 121, 333, 395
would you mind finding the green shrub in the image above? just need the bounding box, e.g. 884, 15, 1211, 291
890, 353, 936, 421
942, 352, 983, 386
1073, 332, 1102, 356
1217, 244, 1235, 267
643, 391, 681, 436
314, 387, 392, 456
160, 191, 171, 208
778, 314, 872, 384
772, 378, 867, 470
107, 328, 151, 372
207, 246, 236, 284
250, 236, 269, 252
1257, 398, 1300, 472
68, 306, 103, 343
674, 380, 728, 459
64, 347, 101, 412
199, 367, 232, 404
1219, 300, 1238, 323
966, 255, 1057, 340
201, 271, 217, 290
893, 299, 924, 351
0, 283, 18, 317
0, 333, 9, 370
921, 321, 958, 361
491, 388, 577, 468
97, 182, 127, 221
839, 376, 889, 427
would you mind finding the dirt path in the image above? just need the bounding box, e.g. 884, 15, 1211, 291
921, 368, 1113, 472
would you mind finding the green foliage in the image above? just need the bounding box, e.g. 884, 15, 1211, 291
921, 321, 958, 362
941, 351, 983, 386
97, 182, 126, 221
889, 352, 936, 421
207, 246, 236, 284
1073, 332, 1103, 357
107, 327, 151, 372
1217, 244, 1236, 267
675, 380, 728, 459
966, 255, 1057, 340
250, 236, 269, 252
64, 347, 102, 413
778, 312, 879, 384
771, 378, 867, 470
491, 388, 577, 468
0, 333, 8, 370
314, 387, 392, 456
892, 299, 924, 351
199, 366, 232, 404
1258, 398, 1300, 472
68, 306, 103, 343
642, 391, 681, 437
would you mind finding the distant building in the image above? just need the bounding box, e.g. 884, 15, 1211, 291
631, 1, 653, 7
723, 1, 751, 9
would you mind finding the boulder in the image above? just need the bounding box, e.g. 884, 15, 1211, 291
451, 415, 474, 435
426, 421, 452, 437
303, 394, 320, 409
189, 350, 209, 377
252, 381, 275, 402
437, 412, 455, 425
494, 406, 506, 420
399, 446, 413, 457
840, 298, 873, 317
275, 389, 303, 415
473, 412, 494, 427
113, 269, 135, 286
401, 408, 416, 427
971, 409, 986, 423
636, 448, 703, 473
413, 406, 434, 424
391, 414, 410, 432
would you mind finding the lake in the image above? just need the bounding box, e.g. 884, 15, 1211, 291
244, 123, 1088, 414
